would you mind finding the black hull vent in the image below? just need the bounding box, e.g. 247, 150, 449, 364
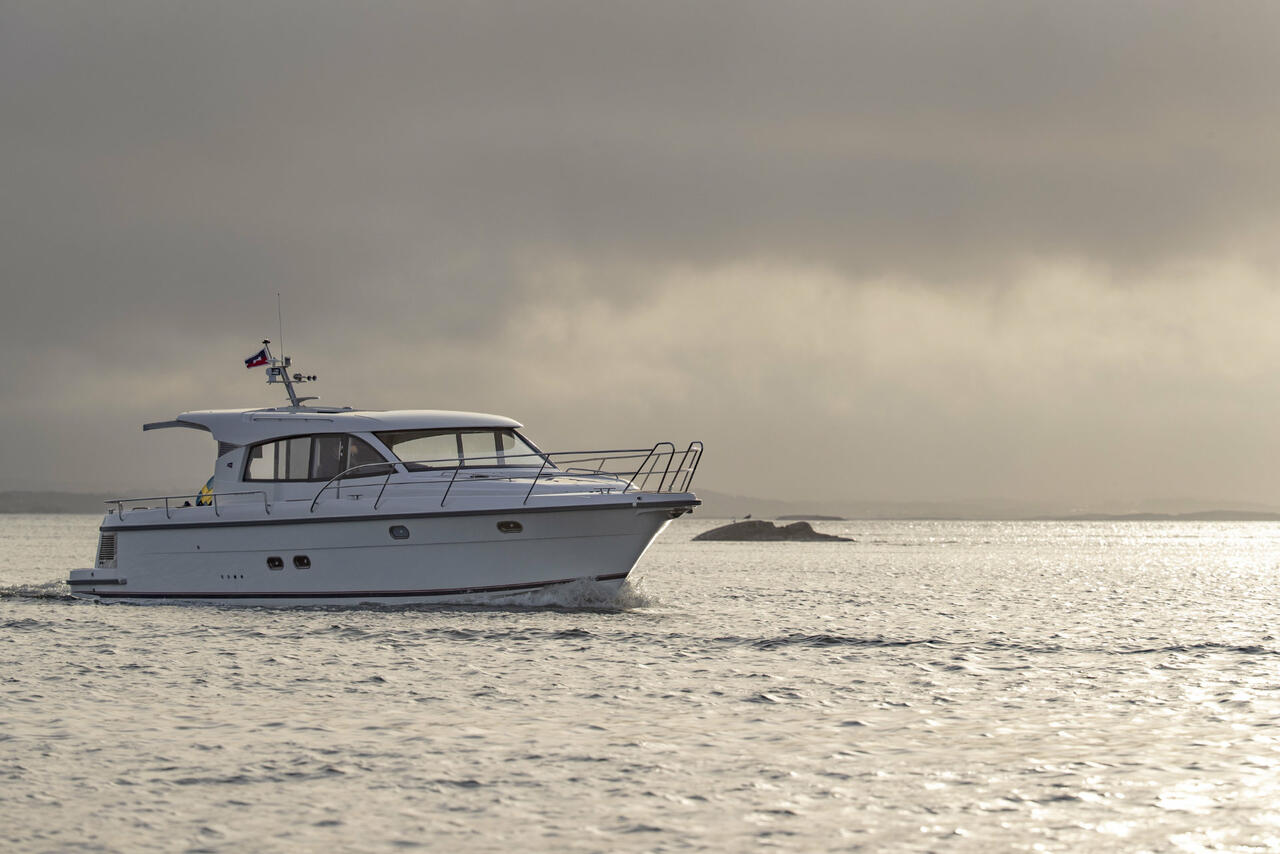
96, 533, 117, 567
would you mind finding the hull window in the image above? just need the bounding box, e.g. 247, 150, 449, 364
293, 555, 311, 569
497, 521, 523, 534
266, 556, 284, 570
389, 525, 410, 540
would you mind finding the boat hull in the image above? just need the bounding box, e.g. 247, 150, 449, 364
69, 500, 690, 606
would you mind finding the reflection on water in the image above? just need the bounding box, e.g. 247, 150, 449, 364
4, 515, 1280, 851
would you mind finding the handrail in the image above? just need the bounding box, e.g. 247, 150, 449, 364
98, 442, 702, 521
106, 490, 270, 520
440, 466, 462, 507
310, 449, 560, 512
523, 455, 552, 506
315, 442, 706, 514
676, 441, 704, 492
322, 445, 701, 512
309, 461, 401, 513
623, 442, 672, 493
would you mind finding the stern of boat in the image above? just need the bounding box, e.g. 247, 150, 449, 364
67, 567, 127, 599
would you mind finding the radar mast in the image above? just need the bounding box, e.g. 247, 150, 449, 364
255, 339, 318, 408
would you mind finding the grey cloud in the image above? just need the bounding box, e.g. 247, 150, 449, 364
6, 3, 1278, 286
3, 1, 1279, 504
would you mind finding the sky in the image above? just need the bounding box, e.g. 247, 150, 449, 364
2, 1, 1279, 511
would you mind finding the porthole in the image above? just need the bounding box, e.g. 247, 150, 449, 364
497, 520, 523, 534
293, 555, 311, 569
389, 525, 410, 540
266, 556, 284, 570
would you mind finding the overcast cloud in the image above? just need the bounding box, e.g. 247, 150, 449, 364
3, 1, 1279, 509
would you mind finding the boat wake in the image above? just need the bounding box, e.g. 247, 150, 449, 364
3, 575, 659, 612
0, 580, 77, 601
450, 577, 658, 611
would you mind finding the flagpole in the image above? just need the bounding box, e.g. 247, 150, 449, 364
250, 339, 315, 408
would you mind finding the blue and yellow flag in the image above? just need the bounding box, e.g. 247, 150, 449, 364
196, 477, 214, 506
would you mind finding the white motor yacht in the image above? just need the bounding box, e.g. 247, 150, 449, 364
68, 343, 701, 605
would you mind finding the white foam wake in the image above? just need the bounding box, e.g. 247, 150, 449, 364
0, 580, 76, 601
480, 577, 657, 610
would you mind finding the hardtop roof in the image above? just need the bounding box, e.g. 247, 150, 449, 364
148, 407, 524, 446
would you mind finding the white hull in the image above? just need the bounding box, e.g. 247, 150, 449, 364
69, 498, 692, 606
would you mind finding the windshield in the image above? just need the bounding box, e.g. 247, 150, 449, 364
376, 429, 547, 471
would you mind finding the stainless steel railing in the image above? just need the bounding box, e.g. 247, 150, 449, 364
106, 490, 271, 520
100, 441, 704, 519
308, 441, 703, 512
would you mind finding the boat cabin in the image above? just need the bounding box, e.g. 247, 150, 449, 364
146, 407, 550, 503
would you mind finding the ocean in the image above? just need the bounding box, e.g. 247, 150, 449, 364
3, 514, 1280, 852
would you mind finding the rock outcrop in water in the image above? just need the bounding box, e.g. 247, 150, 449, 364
693, 520, 853, 542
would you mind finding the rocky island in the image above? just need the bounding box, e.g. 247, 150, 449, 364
693, 520, 854, 542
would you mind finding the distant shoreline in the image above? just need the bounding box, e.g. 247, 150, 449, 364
705, 511, 1280, 522
4, 491, 1279, 522
0, 492, 116, 514
1037, 511, 1280, 522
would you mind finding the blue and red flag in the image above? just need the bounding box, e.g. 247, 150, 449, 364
245, 348, 269, 368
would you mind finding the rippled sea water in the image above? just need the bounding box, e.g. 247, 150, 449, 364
5, 514, 1280, 852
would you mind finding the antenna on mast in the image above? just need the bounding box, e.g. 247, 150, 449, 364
244, 299, 317, 407
253, 337, 318, 408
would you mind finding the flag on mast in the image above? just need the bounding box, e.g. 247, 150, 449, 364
245, 347, 269, 368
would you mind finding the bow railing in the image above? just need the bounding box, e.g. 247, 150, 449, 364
308, 441, 703, 512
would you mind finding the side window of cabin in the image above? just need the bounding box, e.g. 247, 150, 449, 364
310, 436, 345, 481
312, 435, 394, 479
346, 436, 395, 478
247, 437, 312, 481
247, 435, 393, 482
282, 437, 310, 480
245, 441, 278, 480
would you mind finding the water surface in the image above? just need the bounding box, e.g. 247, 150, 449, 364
4, 515, 1280, 851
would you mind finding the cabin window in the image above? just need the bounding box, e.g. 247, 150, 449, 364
376, 430, 460, 469
460, 431, 499, 466
245, 434, 395, 482
282, 437, 310, 480
346, 436, 392, 477
376, 429, 544, 471
245, 442, 279, 481
310, 435, 345, 480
